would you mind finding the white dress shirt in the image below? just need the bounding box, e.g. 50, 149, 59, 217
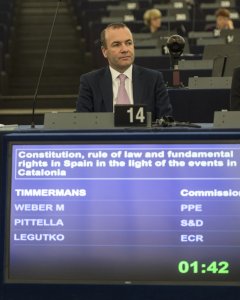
109, 65, 134, 107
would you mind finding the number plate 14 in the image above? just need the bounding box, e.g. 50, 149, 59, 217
114, 105, 147, 127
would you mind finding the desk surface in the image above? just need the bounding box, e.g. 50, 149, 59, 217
0, 123, 239, 135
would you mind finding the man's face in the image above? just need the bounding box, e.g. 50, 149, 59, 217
101, 27, 135, 72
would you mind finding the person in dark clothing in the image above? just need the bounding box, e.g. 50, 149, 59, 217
76, 23, 172, 121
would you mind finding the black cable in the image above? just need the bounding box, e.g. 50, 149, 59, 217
31, 0, 62, 128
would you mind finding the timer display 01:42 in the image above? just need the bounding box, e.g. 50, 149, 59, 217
178, 261, 229, 274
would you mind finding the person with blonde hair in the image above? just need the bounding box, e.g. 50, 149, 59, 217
141, 8, 164, 33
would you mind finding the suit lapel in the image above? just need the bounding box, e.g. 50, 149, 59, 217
132, 65, 144, 105
99, 67, 113, 111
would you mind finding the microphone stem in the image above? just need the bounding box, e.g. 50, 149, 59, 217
31, 0, 62, 128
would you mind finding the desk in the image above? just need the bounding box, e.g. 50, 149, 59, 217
169, 88, 230, 123
0, 87, 230, 125
162, 69, 211, 87
134, 54, 202, 70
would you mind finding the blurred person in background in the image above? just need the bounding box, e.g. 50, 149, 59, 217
141, 9, 166, 33
205, 8, 234, 31
215, 8, 234, 30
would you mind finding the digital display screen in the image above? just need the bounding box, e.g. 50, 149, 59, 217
5, 141, 240, 285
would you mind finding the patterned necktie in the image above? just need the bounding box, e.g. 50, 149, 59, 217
116, 74, 130, 104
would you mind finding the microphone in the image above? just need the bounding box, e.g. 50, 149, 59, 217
152, 116, 201, 128
31, 0, 62, 128
166, 34, 185, 87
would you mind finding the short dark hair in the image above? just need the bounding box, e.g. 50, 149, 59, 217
100, 23, 130, 48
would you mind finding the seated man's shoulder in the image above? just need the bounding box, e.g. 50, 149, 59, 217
81, 67, 108, 79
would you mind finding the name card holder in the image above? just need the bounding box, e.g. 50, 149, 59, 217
44, 112, 115, 130
188, 77, 232, 89
114, 105, 150, 127
214, 111, 240, 128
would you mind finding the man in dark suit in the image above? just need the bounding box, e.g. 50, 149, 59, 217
76, 23, 172, 121
230, 66, 240, 110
